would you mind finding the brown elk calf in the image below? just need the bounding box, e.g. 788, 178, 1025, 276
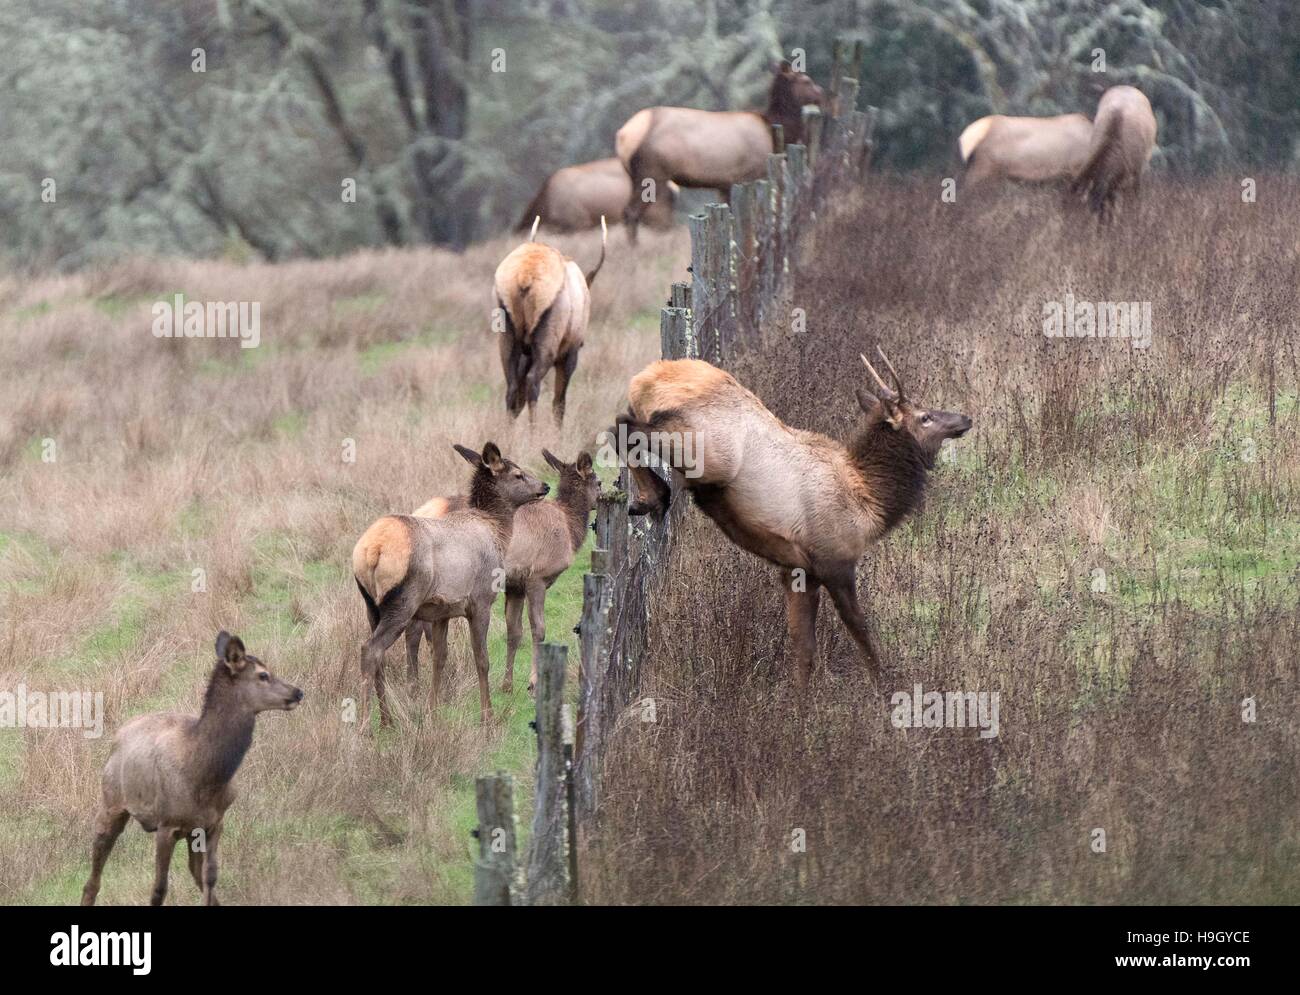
406, 449, 602, 694
613, 352, 971, 691
493, 220, 606, 424
81, 631, 303, 906
352, 443, 547, 726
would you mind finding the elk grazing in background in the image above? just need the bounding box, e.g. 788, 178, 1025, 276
494, 219, 606, 424
613, 352, 971, 692
406, 449, 603, 694
352, 443, 548, 726
81, 632, 303, 906
1070, 85, 1158, 221
616, 61, 826, 242
957, 113, 1094, 188
517, 158, 678, 234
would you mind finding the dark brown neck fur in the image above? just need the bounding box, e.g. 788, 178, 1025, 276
848, 418, 930, 533
468, 466, 516, 552
192, 663, 256, 793
764, 76, 806, 144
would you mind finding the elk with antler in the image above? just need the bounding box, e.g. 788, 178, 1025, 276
612, 351, 971, 690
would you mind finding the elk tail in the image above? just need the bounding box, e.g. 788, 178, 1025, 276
585, 216, 607, 287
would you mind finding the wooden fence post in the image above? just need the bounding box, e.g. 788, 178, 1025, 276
766, 153, 789, 296
770, 122, 785, 153
688, 210, 714, 357
707, 202, 735, 366
669, 280, 691, 312
563, 703, 579, 905
660, 303, 694, 361
472, 772, 518, 906
595, 490, 629, 577
525, 643, 569, 905
803, 106, 824, 167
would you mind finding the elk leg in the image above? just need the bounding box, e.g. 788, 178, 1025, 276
361, 598, 417, 729
552, 347, 579, 426
822, 565, 884, 675
525, 579, 548, 694
201, 824, 222, 907
404, 623, 423, 683
187, 835, 205, 896
428, 619, 450, 710
150, 828, 180, 906
782, 568, 821, 695
467, 606, 494, 724
80, 807, 129, 906
502, 590, 524, 692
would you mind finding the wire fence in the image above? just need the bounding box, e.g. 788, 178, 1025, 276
471, 50, 878, 905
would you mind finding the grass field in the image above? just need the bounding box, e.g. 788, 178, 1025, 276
0, 224, 689, 905
584, 178, 1300, 904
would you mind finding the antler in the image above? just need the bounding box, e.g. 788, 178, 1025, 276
874, 346, 905, 400
529, 216, 541, 242
860, 352, 898, 402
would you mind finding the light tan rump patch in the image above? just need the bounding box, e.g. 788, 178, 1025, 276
628, 359, 737, 420
351, 516, 412, 603
494, 243, 567, 339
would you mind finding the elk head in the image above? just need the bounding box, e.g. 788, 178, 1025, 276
857, 348, 972, 466
775, 60, 826, 110
542, 448, 602, 510
454, 442, 550, 506
215, 631, 303, 714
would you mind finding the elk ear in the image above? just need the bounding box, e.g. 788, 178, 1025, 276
857, 388, 903, 429
216, 631, 247, 674
541, 448, 566, 474
452, 444, 482, 468
481, 442, 505, 472
576, 451, 594, 474
778, 59, 792, 73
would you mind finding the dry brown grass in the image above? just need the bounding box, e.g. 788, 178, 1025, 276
583, 178, 1300, 904
0, 225, 689, 904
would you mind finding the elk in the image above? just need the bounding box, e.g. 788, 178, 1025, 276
616, 61, 825, 242
958, 113, 1094, 188
81, 631, 303, 906
517, 158, 678, 234
613, 352, 971, 692
1070, 85, 1157, 221
494, 219, 606, 424
406, 449, 602, 694
352, 442, 547, 726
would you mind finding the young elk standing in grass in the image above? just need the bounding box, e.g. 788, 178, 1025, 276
352, 443, 547, 726
493, 218, 606, 425
614, 351, 971, 692
407, 449, 603, 694
81, 632, 303, 906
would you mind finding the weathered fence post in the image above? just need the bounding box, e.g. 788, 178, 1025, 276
803, 106, 824, 168
660, 301, 695, 360
526, 643, 569, 905
708, 202, 736, 365
688, 210, 714, 356
562, 703, 579, 904
770, 122, 785, 153
767, 153, 789, 296
472, 772, 518, 906
595, 490, 629, 578
669, 280, 691, 312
